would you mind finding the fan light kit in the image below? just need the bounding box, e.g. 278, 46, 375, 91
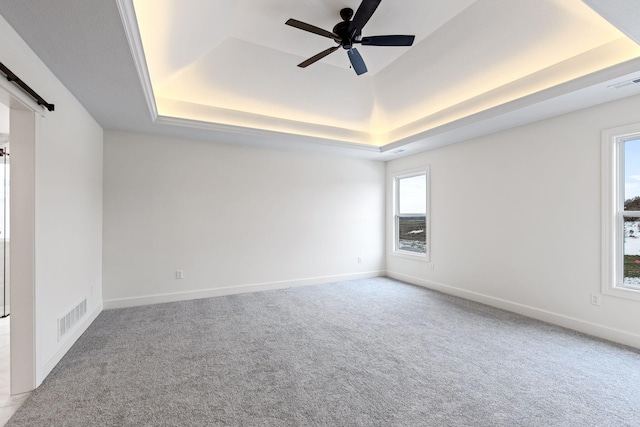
286, 0, 415, 75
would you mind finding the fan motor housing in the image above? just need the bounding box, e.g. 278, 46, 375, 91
334, 8, 357, 50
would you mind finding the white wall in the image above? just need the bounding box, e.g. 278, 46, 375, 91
387, 93, 640, 349
0, 13, 103, 386
0, 103, 8, 134
103, 131, 385, 307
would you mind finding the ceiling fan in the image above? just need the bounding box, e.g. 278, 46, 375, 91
285, 0, 415, 76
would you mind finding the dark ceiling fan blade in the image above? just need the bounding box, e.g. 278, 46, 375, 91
347, 48, 368, 75
360, 35, 415, 46
349, 0, 381, 35
298, 46, 340, 68
286, 19, 340, 41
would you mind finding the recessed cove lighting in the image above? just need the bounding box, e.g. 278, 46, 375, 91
123, 0, 640, 148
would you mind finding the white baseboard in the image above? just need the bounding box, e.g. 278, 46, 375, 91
37, 302, 103, 386
387, 271, 640, 350
103, 271, 385, 310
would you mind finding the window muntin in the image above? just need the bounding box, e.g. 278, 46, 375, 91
394, 171, 428, 257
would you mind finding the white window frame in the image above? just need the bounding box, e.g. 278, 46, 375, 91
390, 166, 430, 262
602, 123, 640, 301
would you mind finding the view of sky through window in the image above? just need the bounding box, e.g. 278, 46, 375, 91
398, 175, 426, 214
625, 138, 640, 201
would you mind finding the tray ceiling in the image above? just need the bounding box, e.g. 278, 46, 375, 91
125, 0, 640, 147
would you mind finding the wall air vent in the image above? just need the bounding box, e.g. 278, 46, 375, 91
608, 78, 640, 89
58, 299, 87, 340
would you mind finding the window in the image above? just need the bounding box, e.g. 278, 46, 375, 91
602, 124, 640, 300
622, 138, 640, 292
392, 169, 429, 259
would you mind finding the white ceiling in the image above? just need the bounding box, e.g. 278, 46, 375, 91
1, 0, 640, 160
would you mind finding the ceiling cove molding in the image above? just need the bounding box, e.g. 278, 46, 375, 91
381, 51, 640, 152
383, 40, 640, 145
380, 58, 640, 154
155, 115, 382, 154
116, 0, 158, 121
156, 98, 375, 146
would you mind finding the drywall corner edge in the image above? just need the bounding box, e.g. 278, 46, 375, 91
37, 303, 103, 386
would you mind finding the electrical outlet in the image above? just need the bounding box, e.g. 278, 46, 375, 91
176, 270, 184, 279
429, 264, 435, 271
591, 293, 601, 306
357, 257, 362, 264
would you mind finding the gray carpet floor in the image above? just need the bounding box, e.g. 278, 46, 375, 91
6, 278, 640, 426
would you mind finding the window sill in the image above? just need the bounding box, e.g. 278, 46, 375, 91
602, 285, 640, 302
390, 250, 430, 263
